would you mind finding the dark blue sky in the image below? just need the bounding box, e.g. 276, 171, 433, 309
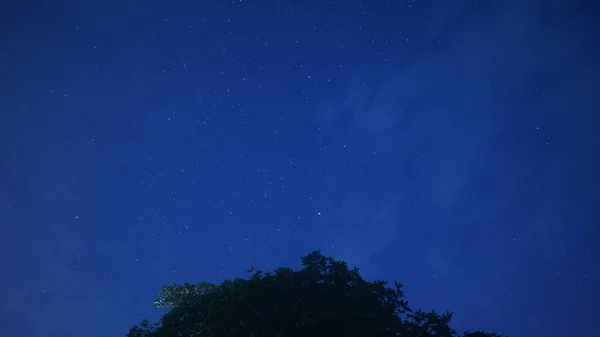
1, 1, 598, 336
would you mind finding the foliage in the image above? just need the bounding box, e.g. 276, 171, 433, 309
127, 251, 504, 337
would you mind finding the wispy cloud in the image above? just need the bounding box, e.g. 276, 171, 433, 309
316, 0, 598, 332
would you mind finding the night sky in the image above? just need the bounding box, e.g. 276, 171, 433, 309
1, 1, 599, 337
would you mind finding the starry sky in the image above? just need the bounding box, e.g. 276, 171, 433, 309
1, 1, 599, 336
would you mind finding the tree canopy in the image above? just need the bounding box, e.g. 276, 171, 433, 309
127, 251, 504, 337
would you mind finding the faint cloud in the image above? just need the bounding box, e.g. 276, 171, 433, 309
316, 2, 598, 329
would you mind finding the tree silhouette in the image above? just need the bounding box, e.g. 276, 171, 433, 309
127, 251, 504, 337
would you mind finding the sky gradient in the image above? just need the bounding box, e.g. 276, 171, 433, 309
1, 1, 599, 337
